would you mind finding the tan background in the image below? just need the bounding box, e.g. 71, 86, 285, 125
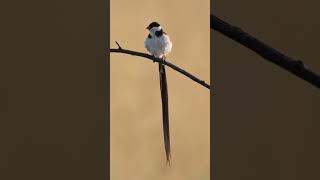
110, 0, 210, 179
212, 1, 320, 180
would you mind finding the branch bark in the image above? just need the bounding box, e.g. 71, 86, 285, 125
109, 42, 210, 89
211, 14, 320, 89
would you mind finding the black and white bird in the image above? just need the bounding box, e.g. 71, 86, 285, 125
145, 22, 172, 165
145, 22, 172, 59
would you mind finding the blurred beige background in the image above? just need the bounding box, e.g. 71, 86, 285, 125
111, 0, 210, 179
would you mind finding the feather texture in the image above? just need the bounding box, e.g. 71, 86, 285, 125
144, 29, 172, 59
145, 23, 172, 165
159, 63, 171, 165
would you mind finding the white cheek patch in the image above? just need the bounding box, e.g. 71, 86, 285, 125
151, 26, 162, 31
150, 26, 162, 35
155, 26, 162, 31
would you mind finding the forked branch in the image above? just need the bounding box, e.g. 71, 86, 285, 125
110, 42, 210, 89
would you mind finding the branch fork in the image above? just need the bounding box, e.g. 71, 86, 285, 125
110, 42, 211, 89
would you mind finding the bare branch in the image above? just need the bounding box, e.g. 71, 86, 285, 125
109, 44, 210, 89
115, 41, 122, 49
211, 14, 320, 89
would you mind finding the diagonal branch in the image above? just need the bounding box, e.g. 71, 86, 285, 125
109, 42, 210, 89
211, 14, 320, 89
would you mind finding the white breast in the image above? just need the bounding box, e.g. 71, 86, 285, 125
145, 34, 172, 58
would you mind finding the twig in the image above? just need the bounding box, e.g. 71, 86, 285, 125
211, 14, 320, 89
109, 42, 210, 89
115, 41, 122, 49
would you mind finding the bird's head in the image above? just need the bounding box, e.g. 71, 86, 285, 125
146, 22, 162, 34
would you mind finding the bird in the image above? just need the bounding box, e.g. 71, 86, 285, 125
144, 22, 173, 165
145, 22, 172, 59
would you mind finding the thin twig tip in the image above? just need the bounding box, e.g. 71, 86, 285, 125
115, 41, 122, 49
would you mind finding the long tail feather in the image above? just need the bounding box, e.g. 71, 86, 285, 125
159, 63, 171, 166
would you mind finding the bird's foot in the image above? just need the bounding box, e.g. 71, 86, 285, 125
152, 55, 156, 63
161, 56, 166, 64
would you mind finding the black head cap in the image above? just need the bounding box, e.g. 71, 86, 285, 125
147, 22, 161, 30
